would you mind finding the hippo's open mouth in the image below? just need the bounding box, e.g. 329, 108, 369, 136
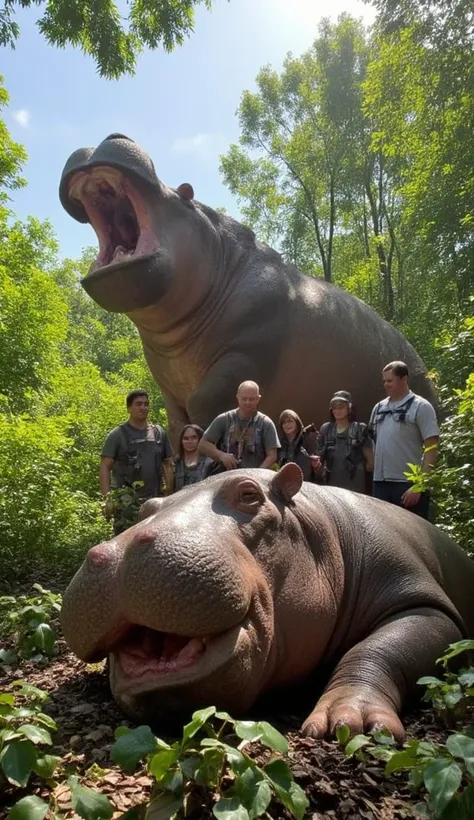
68, 166, 158, 275
110, 623, 244, 695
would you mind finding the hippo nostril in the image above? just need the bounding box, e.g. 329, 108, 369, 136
88, 542, 117, 567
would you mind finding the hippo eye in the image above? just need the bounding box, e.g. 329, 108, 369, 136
240, 491, 259, 504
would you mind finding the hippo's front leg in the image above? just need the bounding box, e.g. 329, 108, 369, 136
303, 608, 464, 741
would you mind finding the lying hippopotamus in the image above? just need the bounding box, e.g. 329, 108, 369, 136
61, 465, 474, 740
59, 134, 437, 444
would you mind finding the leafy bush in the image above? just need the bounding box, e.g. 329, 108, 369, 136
337, 639, 474, 819
0, 682, 60, 791
111, 706, 309, 819
0, 584, 62, 664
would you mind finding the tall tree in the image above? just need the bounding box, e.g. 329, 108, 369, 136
0, 0, 215, 78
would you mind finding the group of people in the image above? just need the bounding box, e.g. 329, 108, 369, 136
100, 360, 439, 534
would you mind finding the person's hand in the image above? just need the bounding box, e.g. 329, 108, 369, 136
310, 454, 321, 471
103, 497, 114, 520
219, 452, 238, 470
401, 488, 421, 508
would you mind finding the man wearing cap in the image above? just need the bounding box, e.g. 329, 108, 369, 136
312, 390, 373, 493
368, 361, 439, 519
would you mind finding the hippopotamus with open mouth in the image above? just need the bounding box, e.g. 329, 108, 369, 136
61, 464, 474, 739
59, 134, 437, 443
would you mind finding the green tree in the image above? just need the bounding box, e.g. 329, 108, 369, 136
0, 74, 26, 194
1, 0, 215, 79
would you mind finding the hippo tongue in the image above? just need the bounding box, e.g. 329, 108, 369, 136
117, 627, 206, 677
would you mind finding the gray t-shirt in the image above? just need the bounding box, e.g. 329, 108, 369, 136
369, 392, 439, 482
102, 422, 173, 498
203, 410, 280, 469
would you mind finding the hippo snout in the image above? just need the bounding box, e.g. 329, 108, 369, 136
61, 504, 253, 662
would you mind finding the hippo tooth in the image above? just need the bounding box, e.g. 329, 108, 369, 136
177, 638, 206, 662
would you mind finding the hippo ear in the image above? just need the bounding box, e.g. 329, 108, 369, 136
177, 183, 194, 200
271, 463, 303, 502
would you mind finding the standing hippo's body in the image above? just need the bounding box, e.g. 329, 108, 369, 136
61, 465, 474, 739
59, 134, 437, 445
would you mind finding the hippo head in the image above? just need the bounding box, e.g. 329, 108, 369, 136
61, 465, 334, 724
59, 134, 216, 314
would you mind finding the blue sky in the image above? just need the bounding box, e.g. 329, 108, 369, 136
3, 0, 375, 259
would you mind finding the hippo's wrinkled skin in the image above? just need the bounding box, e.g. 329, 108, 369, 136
61, 464, 474, 740
59, 134, 437, 445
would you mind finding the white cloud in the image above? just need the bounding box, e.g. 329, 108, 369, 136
171, 132, 227, 160
12, 108, 31, 129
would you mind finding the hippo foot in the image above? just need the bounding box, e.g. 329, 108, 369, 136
301, 686, 405, 743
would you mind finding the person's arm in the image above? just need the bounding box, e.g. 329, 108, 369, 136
99, 456, 115, 519
361, 425, 374, 472
401, 401, 440, 508
161, 458, 175, 496
260, 448, 278, 469
259, 418, 280, 468
198, 416, 238, 470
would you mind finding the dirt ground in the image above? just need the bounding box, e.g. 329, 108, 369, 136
1, 620, 452, 820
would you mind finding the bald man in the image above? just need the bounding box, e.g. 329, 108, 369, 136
198, 381, 280, 470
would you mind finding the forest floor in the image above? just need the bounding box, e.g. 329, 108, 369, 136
1, 616, 455, 820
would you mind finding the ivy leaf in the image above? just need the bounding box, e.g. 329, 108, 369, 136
213, 797, 250, 819
33, 753, 61, 778
111, 725, 157, 772
1, 739, 37, 786
344, 734, 372, 758
68, 776, 114, 820
181, 706, 216, 744
7, 795, 50, 820
336, 724, 351, 746
423, 758, 463, 816
32, 623, 55, 655
148, 747, 179, 781
18, 723, 52, 746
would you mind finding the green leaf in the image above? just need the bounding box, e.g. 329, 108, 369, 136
446, 733, 474, 762
213, 797, 250, 820
18, 723, 52, 746
148, 747, 179, 781
423, 758, 463, 816
273, 782, 309, 820
0, 648, 16, 664
145, 793, 183, 819
336, 724, 350, 746
32, 623, 55, 655
438, 640, 474, 665
115, 806, 146, 820
114, 725, 132, 739
235, 766, 271, 818
12, 682, 48, 701
257, 722, 288, 755
1, 739, 37, 787
35, 712, 58, 730
182, 706, 216, 745
263, 758, 292, 791
417, 676, 444, 686
458, 671, 474, 687
0, 693, 14, 706
384, 748, 419, 775
69, 776, 114, 820
234, 721, 262, 743
111, 725, 157, 772
7, 796, 50, 820
344, 734, 372, 757
33, 753, 61, 778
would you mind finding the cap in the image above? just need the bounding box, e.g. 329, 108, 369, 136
330, 390, 352, 405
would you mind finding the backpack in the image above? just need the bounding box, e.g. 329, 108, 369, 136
369, 395, 416, 441
321, 421, 366, 480
117, 423, 164, 486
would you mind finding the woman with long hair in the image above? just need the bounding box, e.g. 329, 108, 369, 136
314, 390, 373, 493
173, 424, 213, 491
277, 409, 320, 482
